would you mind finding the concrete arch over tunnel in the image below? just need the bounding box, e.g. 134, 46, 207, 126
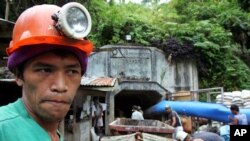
115, 90, 162, 118
114, 81, 169, 119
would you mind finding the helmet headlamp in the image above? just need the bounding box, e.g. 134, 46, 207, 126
52, 2, 92, 39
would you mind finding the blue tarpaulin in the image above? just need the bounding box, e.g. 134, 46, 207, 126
145, 100, 250, 124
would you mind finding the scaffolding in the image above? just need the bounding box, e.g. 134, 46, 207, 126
190, 87, 224, 102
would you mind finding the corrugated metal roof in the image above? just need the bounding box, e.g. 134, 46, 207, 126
81, 76, 117, 87
0, 77, 117, 87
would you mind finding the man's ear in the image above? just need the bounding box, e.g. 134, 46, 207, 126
15, 77, 24, 86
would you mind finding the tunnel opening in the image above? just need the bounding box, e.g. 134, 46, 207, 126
0, 81, 21, 106
114, 90, 162, 119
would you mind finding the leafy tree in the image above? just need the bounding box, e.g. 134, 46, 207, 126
2, 0, 250, 92
238, 0, 250, 12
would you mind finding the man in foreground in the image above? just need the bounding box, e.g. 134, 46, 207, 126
0, 2, 93, 141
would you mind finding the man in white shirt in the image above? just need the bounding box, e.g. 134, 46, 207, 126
131, 105, 144, 120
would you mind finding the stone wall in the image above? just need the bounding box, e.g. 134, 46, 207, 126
86, 45, 198, 94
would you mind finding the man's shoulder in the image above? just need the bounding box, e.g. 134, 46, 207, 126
135, 111, 142, 114
236, 113, 247, 118
171, 111, 178, 116
132, 111, 141, 116
0, 102, 20, 123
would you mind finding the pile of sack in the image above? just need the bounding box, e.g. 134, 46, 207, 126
216, 90, 250, 108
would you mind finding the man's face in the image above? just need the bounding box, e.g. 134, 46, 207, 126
17, 51, 82, 122
166, 108, 171, 114
231, 109, 237, 115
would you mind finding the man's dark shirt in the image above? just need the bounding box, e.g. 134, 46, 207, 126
165, 110, 182, 127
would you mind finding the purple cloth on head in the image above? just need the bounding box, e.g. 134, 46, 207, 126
7, 44, 88, 75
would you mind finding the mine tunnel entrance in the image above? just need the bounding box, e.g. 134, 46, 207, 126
0, 81, 21, 106
114, 90, 163, 119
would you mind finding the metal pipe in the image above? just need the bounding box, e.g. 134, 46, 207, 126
5, 0, 10, 20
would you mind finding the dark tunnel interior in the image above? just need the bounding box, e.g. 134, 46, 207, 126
114, 90, 163, 119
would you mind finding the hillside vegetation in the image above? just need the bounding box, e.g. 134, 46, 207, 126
1, 0, 250, 91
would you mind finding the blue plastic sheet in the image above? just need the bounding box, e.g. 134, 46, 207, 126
145, 100, 250, 124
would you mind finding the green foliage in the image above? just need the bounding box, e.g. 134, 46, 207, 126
217, 7, 250, 52
3, 0, 250, 91
180, 1, 234, 21
87, 2, 165, 47
161, 1, 250, 91
238, 0, 250, 12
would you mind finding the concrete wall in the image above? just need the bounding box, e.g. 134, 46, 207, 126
85, 46, 199, 136
64, 90, 92, 141
86, 45, 198, 94
63, 45, 199, 140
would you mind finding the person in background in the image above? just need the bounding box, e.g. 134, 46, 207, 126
164, 105, 183, 139
176, 131, 200, 141
0, 2, 93, 141
137, 105, 144, 116
196, 117, 209, 132
228, 104, 248, 125
207, 126, 219, 134
176, 130, 225, 141
92, 97, 104, 135
192, 131, 225, 141
219, 122, 230, 141
131, 105, 144, 120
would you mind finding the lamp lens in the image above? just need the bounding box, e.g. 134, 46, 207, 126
66, 7, 88, 33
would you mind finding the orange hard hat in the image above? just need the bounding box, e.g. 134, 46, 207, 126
6, 4, 93, 73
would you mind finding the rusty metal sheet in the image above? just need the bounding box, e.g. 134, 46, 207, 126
109, 118, 175, 134
101, 132, 176, 141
